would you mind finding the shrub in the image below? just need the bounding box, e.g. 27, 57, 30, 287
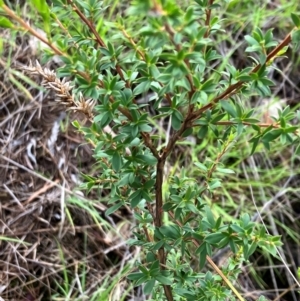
2, 0, 300, 300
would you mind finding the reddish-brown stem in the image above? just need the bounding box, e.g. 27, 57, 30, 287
2, 5, 64, 56
204, 0, 214, 38
164, 23, 181, 52
67, 0, 105, 47
155, 159, 165, 228
67, 0, 129, 84
215, 120, 278, 127
142, 225, 153, 242
162, 116, 193, 160
141, 132, 160, 158
121, 28, 145, 60
207, 140, 230, 180
214, 120, 299, 137
188, 30, 292, 125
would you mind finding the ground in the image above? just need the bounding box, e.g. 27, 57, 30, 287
1, 1, 300, 300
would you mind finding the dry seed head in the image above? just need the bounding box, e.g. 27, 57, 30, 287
67, 93, 95, 119
22, 60, 94, 120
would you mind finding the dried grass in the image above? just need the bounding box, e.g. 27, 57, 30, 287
0, 29, 136, 300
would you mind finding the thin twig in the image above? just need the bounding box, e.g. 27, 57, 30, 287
2, 4, 63, 56
188, 30, 293, 124
204, 0, 214, 38
23, 179, 60, 206
66, 0, 105, 47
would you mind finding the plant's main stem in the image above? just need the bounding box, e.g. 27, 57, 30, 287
155, 157, 174, 301
155, 159, 165, 228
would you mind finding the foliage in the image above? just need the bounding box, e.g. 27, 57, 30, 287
2, 0, 300, 300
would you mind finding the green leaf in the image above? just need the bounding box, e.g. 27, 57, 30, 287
262, 129, 282, 143
236, 74, 252, 82
130, 125, 139, 137
112, 152, 122, 172
99, 47, 111, 56
133, 80, 151, 95
105, 202, 123, 216
194, 162, 208, 172
253, 27, 264, 42
208, 179, 222, 190
127, 272, 145, 281
291, 13, 300, 27
211, 113, 226, 123
257, 296, 268, 301
220, 100, 237, 117
173, 287, 195, 298
30, 0, 51, 35
136, 154, 158, 165
152, 240, 164, 251
237, 123, 244, 136
130, 190, 142, 208
196, 243, 208, 269
184, 6, 194, 22
197, 125, 208, 139
262, 244, 277, 256
107, 41, 115, 55
144, 279, 156, 294
144, 179, 155, 189
31, 0, 49, 15
244, 35, 260, 46
216, 167, 235, 174
201, 79, 217, 93
139, 122, 152, 132
295, 144, 300, 155
291, 29, 300, 51
136, 275, 150, 286
182, 127, 193, 137
230, 224, 243, 233
244, 242, 257, 259
250, 136, 260, 155
159, 225, 180, 239
205, 232, 225, 244
205, 207, 215, 227
0, 17, 14, 29
146, 252, 156, 263
141, 190, 152, 202
155, 274, 173, 285
171, 110, 183, 130
284, 126, 298, 133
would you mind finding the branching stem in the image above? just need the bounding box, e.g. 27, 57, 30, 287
188, 30, 293, 124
